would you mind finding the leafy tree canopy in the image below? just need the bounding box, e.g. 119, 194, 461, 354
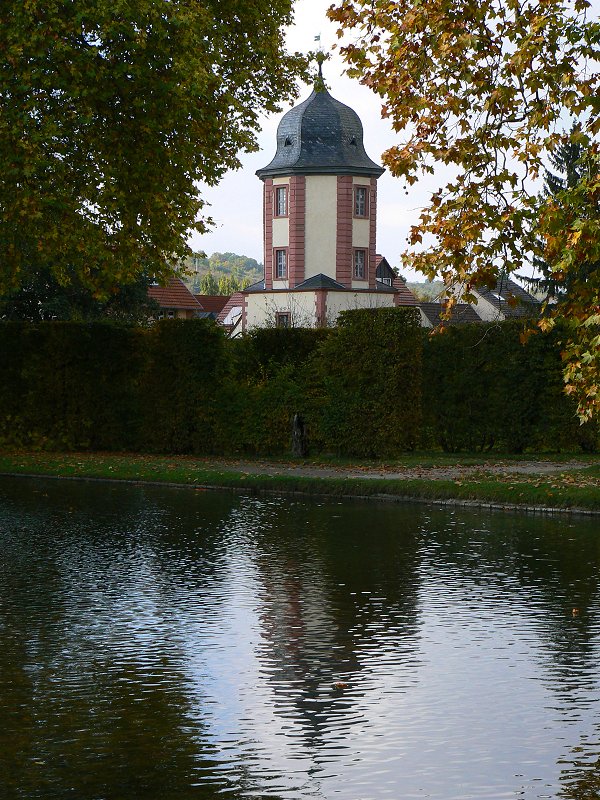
329, 0, 599, 419
0, 1, 306, 298
0, 268, 159, 323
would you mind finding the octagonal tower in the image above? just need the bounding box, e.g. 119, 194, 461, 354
256, 76, 384, 292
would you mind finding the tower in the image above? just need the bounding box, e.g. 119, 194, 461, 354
242, 71, 399, 331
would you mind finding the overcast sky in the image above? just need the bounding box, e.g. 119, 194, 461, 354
190, 0, 597, 280
190, 0, 444, 279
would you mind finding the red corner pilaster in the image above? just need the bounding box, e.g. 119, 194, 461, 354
336, 176, 353, 287
315, 289, 327, 327
289, 176, 305, 288
264, 179, 273, 289
369, 177, 378, 289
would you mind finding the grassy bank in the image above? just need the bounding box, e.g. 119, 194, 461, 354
0, 451, 599, 513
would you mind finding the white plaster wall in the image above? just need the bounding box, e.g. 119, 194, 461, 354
272, 280, 288, 290
305, 175, 337, 279
325, 291, 395, 325
352, 217, 370, 248
471, 293, 504, 321
447, 282, 498, 321
272, 217, 289, 247
273, 177, 288, 186
419, 308, 433, 328
245, 292, 317, 329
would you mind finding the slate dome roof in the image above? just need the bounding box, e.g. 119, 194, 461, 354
256, 87, 384, 180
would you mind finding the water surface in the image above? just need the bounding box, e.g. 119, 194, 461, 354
1, 477, 600, 799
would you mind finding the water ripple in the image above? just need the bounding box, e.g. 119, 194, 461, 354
1, 478, 600, 799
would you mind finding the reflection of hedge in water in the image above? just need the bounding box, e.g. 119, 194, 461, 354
0, 312, 596, 455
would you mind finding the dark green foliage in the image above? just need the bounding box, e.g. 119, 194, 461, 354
0, 312, 595, 457
422, 319, 597, 452
0, 323, 28, 446
0, 2, 306, 296
140, 320, 226, 454
0, 271, 159, 322
241, 327, 330, 378
218, 328, 329, 455
0, 322, 144, 450
524, 135, 599, 302
313, 308, 422, 456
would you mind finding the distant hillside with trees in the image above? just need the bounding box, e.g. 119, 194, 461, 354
406, 280, 445, 302
184, 252, 263, 296
183, 257, 461, 303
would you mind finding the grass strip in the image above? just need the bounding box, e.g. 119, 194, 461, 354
0, 451, 598, 513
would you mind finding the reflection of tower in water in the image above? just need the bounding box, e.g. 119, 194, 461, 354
246, 498, 425, 757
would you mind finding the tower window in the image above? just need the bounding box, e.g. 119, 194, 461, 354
354, 186, 368, 218
275, 248, 288, 279
353, 249, 367, 280
274, 186, 288, 217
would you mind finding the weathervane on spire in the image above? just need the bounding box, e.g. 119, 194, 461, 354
312, 37, 329, 93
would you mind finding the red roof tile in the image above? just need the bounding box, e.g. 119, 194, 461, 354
217, 292, 244, 326
148, 277, 203, 311
194, 295, 229, 315
393, 276, 418, 306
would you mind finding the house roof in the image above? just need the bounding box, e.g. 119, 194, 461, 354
256, 85, 384, 180
148, 277, 203, 311
217, 292, 245, 326
375, 256, 418, 304
293, 274, 347, 290
194, 295, 229, 315
419, 302, 482, 327
243, 274, 400, 293
393, 277, 419, 305
245, 279, 266, 293
375, 254, 393, 274
374, 281, 398, 293
475, 274, 540, 317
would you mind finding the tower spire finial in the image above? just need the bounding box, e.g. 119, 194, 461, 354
314, 50, 328, 93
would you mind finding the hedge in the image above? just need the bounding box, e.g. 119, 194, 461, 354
422, 319, 597, 453
311, 308, 422, 456
0, 323, 144, 450
0, 312, 595, 456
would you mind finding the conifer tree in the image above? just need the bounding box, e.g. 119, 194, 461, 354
525, 137, 598, 301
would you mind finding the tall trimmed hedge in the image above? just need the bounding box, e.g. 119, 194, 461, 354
215, 328, 329, 455
312, 308, 422, 456
0, 323, 143, 450
0, 313, 596, 456
422, 319, 597, 452
140, 319, 226, 454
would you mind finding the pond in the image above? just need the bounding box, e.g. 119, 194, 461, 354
1, 476, 600, 799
